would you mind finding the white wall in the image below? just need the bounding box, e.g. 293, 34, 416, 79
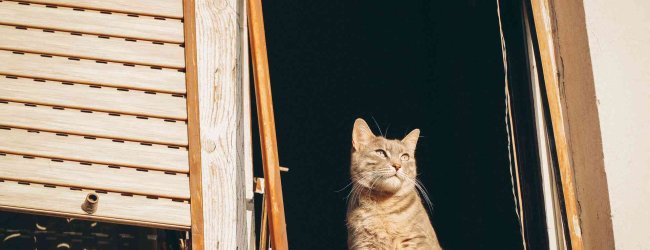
583, 0, 650, 248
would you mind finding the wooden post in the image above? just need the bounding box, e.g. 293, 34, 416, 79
529, 0, 614, 249
530, 1, 584, 247
248, 0, 289, 248
184, 0, 253, 249
183, 0, 203, 248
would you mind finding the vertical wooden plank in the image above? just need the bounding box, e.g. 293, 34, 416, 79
183, 0, 204, 249
530, 1, 584, 248
190, 0, 250, 249
530, 0, 614, 249
248, 0, 288, 248
241, 2, 257, 248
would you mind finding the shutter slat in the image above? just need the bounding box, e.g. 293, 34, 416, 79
0, 180, 190, 229
20, 0, 183, 19
0, 102, 188, 146
0, 128, 189, 173
0, 25, 185, 68
0, 1, 184, 43
0, 0, 194, 229
0, 77, 187, 120
0, 154, 190, 199
0, 51, 186, 93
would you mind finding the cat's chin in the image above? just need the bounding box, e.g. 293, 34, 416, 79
375, 176, 403, 193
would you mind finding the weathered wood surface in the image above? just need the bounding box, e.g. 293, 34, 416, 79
0, 1, 184, 43
183, 0, 205, 248
241, 3, 257, 248
0, 76, 187, 120
188, 0, 252, 248
0, 153, 190, 199
248, 0, 289, 248
0, 101, 188, 146
0, 0, 194, 231
0, 180, 190, 229
530, 0, 614, 249
0, 25, 185, 68
20, 0, 183, 19
0, 51, 186, 93
0, 128, 189, 172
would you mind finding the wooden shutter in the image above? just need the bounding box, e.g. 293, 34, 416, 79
0, 0, 192, 230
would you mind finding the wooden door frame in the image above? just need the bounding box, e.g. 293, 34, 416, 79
529, 0, 614, 249
183, 0, 620, 248
184, 0, 255, 249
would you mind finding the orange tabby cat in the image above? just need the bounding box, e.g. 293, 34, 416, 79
347, 118, 442, 250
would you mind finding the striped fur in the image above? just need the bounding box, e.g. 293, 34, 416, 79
347, 119, 442, 250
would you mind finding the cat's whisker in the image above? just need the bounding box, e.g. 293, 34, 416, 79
415, 179, 432, 197
416, 186, 434, 213
398, 172, 435, 214
370, 116, 384, 137
346, 174, 376, 202
347, 185, 363, 206
346, 170, 394, 204
367, 175, 382, 196
338, 173, 369, 193
336, 181, 355, 193
346, 182, 360, 200
346, 178, 365, 198
384, 124, 391, 137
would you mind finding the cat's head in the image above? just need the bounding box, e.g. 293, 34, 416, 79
350, 118, 420, 194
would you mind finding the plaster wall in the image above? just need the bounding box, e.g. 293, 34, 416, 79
583, 1, 650, 248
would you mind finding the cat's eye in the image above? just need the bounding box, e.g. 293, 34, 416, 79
375, 149, 387, 158
400, 154, 410, 161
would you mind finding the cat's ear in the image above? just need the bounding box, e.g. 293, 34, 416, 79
402, 129, 420, 152
352, 118, 375, 150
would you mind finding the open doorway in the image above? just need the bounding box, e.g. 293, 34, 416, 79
252, 0, 525, 249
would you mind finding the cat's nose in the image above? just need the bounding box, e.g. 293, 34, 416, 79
392, 163, 401, 171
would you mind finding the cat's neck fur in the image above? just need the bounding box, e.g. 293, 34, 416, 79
347, 184, 441, 249
350, 183, 420, 213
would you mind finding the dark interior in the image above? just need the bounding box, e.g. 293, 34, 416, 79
0, 212, 184, 249
253, 0, 524, 249
0, 1, 528, 249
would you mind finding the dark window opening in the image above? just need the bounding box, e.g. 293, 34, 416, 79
249, 0, 548, 249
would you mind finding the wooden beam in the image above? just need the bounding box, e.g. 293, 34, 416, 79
185, 0, 252, 249
248, 0, 289, 248
529, 2, 583, 248
182, 0, 203, 249
529, 0, 614, 249
241, 1, 257, 248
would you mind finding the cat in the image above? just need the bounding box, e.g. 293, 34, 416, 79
346, 118, 442, 250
